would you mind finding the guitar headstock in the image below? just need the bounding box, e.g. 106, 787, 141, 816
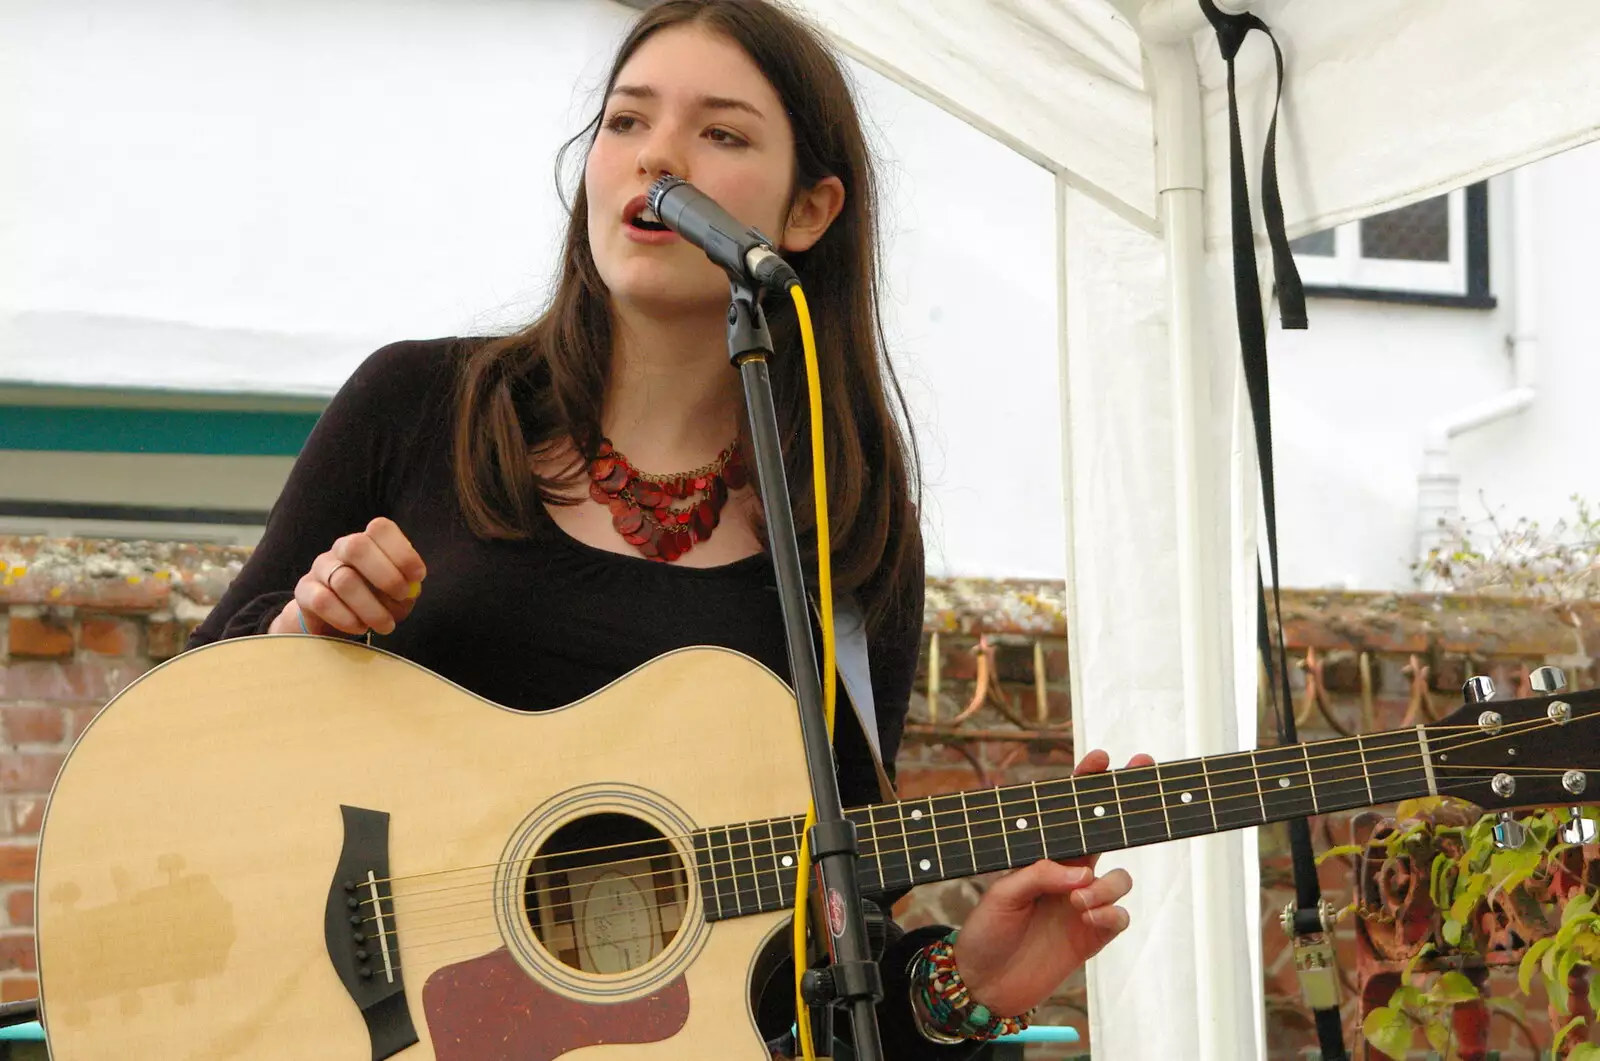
1427, 667, 1600, 814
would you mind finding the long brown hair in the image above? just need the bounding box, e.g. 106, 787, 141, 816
452, 0, 921, 631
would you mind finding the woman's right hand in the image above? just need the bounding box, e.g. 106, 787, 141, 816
268, 517, 428, 637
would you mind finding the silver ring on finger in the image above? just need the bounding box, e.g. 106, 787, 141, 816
325, 560, 353, 585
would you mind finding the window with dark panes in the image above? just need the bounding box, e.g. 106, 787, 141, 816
1289, 183, 1491, 307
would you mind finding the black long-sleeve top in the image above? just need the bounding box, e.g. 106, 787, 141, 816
188, 338, 975, 1058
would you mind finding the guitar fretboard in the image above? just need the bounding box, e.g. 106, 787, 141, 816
692, 727, 1434, 921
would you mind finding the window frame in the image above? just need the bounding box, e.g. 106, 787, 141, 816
1294, 182, 1494, 310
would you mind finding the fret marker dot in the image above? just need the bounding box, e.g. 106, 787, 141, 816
1093, 806, 1106, 817
911, 809, 924, 821
919, 859, 931, 872
1015, 818, 1029, 830
1180, 792, 1193, 804
781, 856, 793, 868
1278, 777, 1291, 788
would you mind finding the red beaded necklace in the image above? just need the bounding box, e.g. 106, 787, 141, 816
587, 438, 747, 562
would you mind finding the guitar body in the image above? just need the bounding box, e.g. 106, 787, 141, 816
36, 637, 809, 1060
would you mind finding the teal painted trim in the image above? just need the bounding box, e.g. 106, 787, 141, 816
0, 406, 321, 456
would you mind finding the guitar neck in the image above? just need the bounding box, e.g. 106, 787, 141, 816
693, 726, 1437, 921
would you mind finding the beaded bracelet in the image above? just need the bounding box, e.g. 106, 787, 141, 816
907, 930, 1033, 1044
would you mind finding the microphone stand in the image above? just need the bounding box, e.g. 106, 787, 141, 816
726, 277, 885, 1061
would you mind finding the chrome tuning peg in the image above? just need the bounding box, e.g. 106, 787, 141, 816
1463, 675, 1496, 703
1492, 811, 1527, 850
1530, 666, 1568, 694
1560, 809, 1598, 846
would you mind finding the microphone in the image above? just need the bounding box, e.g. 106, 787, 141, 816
646, 175, 800, 292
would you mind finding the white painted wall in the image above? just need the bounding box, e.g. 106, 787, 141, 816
1271, 144, 1600, 591
4, 0, 1594, 591
0, 0, 1062, 579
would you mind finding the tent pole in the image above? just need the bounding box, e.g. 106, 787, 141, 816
1145, 35, 1263, 1061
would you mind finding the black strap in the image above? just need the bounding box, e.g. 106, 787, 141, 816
1198, 4, 1344, 1059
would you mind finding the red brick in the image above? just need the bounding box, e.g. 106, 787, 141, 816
0, 934, 35, 972
0, 847, 32, 883
1015, 689, 1072, 724
896, 767, 983, 798
79, 616, 138, 657
5, 615, 73, 659
10, 800, 42, 837
146, 619, 187, 660
938, 641, 978, 681
0, 660, 145, 703
0, 754, 65, 795
0, 975, 35, 1002
0, 707, 63, 746
6, 891, 32, 928
1042, 645, 1069, 682
67, 705, 100, 740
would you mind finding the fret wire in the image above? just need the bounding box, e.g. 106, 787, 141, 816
1356, 734, 1374, 805
895, 792, 915, 882
762, 820, 784, 908
861, 805, 887, 892
1030, 779, 1049, 854
913, 798, 944, 880
1301, 742, 1320, 814
694, 831, 723, 920
1154, 762, 1172, 839
1249, 750, 1267, 820
743, 819, 762, 910
1074, 775, 1088, 853
1199, 756, 1218, 831
998, 789, 1015, 867
1108, 770, 1129, 848
957, 790, 979, 870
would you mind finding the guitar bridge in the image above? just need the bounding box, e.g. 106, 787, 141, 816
324, 805, 419, 1060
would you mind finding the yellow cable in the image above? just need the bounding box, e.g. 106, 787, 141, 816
787, 282, 834, 1061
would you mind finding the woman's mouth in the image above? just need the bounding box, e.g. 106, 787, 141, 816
621, 195, 679, 242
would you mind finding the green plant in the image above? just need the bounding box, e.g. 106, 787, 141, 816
1351, 799, 1600, 1059
1417, 494, 1600, 606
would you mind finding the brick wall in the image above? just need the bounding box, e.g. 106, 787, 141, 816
0, 539, 243, 1006
2, 536, 1595, 1057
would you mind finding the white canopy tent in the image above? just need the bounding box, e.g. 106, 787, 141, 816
773, 2, 1600, 1058
5, 0, 1600, 1055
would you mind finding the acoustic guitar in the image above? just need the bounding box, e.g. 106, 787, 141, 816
31, 636, 1600, 1059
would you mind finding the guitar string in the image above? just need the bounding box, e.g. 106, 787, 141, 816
359, 709, 1585, 913
358, 709, 1578, 896
370, 761, 1557, 975
365, 761, 1573, 957
367, 728, 1584, 933
365, 710, 1598, 965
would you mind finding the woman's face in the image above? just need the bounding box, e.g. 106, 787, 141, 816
584, 24, 839, 317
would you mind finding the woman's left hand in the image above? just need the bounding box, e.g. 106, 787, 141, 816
951, 748, 1154, 1018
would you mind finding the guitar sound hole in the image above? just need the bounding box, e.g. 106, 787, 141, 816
524, 813, 689, 975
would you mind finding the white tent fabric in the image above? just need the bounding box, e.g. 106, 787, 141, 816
782, 2, 1600, 1059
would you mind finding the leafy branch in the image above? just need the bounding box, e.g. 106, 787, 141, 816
1416, 493, 1600, 605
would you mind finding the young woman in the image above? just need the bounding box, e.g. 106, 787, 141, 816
191, 1, 1142, 1054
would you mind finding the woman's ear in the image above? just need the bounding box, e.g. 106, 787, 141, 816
779, 176, 846, 254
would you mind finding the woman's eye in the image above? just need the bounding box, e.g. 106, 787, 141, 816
603, 114, 638, 133
707, 127, 749, 147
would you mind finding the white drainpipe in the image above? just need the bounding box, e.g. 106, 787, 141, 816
1417, 170, 1538, 566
